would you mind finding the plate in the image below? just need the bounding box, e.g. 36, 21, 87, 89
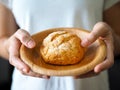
20, 28, 107, 76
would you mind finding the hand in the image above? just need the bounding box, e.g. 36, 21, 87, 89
75, 22, 114, 78
7, 29, 50, 79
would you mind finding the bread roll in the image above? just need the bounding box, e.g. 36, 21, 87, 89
40, 31, 85, 65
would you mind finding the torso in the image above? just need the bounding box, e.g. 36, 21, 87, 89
11, 0, 104, 34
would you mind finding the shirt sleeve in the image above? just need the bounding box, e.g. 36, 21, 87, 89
0, 0, 12, 9
104, 0, 120, 10
0, 0, 8, 6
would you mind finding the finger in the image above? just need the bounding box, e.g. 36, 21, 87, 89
81, 22, 111, 47
94, 39, 114, 73
9, 55, 30, 73
9, 37, 30, 73
74, 70, 99, 79
22, 70, 50, 79
14, 29, 36, 48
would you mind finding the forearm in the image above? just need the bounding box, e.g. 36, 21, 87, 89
112, 33, 120, 56
103, 2, 120, 56
0, 36, 9, 59
0, 3, 18, 60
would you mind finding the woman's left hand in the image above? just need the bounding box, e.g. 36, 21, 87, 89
75, 22, 114, 78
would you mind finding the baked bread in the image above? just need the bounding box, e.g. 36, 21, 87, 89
40, 31, 85, 65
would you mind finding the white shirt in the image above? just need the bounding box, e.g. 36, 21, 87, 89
0, 0, 119, 90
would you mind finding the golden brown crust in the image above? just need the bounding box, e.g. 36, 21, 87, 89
40, 31, 85, 65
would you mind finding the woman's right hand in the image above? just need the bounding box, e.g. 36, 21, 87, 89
7, 29, 50, 79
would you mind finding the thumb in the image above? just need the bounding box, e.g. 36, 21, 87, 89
14, 29, 36, 48
81, 22, 110, 47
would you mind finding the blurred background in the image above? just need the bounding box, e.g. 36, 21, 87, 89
0, 58, 13, 90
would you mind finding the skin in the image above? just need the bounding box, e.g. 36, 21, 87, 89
0, 2, 120, 79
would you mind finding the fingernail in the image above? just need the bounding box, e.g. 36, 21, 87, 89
81, 39, 90, 47
94, 66, 101, 73
42, 76, 50, 79
28, 40, 35, 48
23, 68, 28, 73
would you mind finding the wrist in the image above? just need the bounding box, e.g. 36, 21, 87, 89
0, 36, 9, 60
113, 34, 120, 56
